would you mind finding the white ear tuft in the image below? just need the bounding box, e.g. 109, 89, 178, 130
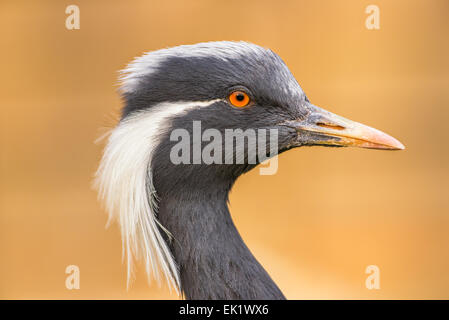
94, 99, 221, 293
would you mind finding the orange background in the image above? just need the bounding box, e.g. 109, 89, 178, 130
1, 0, 448, 299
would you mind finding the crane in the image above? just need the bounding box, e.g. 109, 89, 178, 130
95, 41, 404, 299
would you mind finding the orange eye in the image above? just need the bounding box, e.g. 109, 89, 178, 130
228, 91, 250, 108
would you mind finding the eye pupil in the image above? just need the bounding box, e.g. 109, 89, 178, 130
236, 94, 245, 101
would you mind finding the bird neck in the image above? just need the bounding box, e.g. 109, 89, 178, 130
156, 182, 285, 300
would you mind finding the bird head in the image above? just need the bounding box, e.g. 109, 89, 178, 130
120, 41, 403, 185
96, 41, 404, 291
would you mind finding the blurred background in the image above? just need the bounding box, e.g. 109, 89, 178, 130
1, 0, 448, 299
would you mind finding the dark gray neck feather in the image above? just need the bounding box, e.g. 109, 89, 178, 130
156, 184, 285, 300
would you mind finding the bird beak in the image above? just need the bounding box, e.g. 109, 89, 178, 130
287, 104, 405, 150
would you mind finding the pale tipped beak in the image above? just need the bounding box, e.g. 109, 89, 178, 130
287, 105, 405, 150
